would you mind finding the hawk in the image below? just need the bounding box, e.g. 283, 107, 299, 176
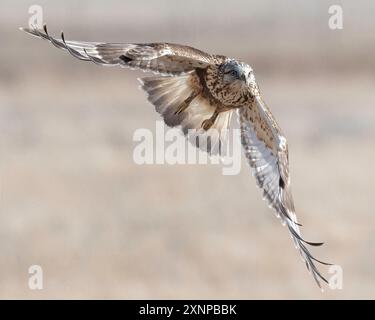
21, 25, 331, 287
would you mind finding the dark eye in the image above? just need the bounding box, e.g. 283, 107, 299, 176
230, 70, 239, 77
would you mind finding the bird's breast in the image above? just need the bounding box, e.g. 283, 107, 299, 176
204, 66, 252, 108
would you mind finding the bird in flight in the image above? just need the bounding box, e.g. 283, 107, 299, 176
21, 25, 331, 288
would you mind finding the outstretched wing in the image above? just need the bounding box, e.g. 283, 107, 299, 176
20, 25, 220, 74
20, 25, 232, 154
239, 95, 331, 288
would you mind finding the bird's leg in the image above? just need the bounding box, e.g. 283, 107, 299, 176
174, 91, 199, 115
201, 109, 220, 131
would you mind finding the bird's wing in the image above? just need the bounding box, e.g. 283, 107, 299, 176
139, 72, 234, 155
20, 25, 231, 154
239, 95, 330, 288
20, 25, 222, 74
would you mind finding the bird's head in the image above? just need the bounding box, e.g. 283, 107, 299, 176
220, 60, 256, 89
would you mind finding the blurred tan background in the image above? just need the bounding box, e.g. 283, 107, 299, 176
1, 0, 374, 299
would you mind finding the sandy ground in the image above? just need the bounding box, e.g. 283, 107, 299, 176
0, 0, 374, 299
